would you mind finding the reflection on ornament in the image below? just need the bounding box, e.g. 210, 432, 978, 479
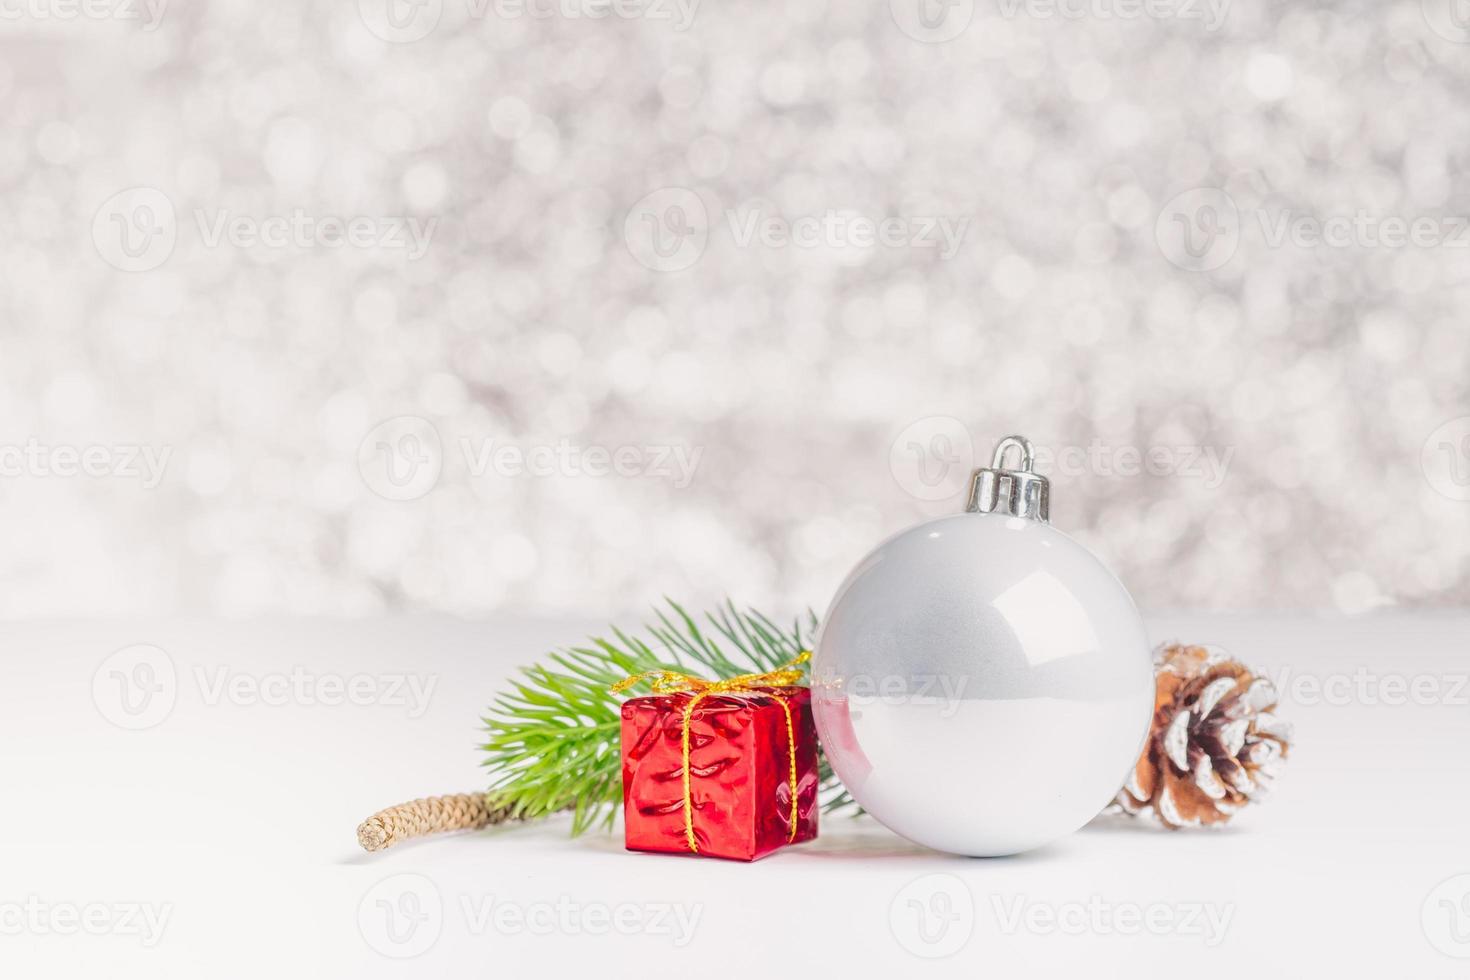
813, 435, 1155, 856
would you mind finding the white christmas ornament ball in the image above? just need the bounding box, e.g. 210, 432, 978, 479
813, 436, 1154, 856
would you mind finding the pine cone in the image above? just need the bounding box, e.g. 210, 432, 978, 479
1114, 643, 1291, 828
357, 793, 520, 851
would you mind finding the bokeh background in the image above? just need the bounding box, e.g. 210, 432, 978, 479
2, 0, 1468, 619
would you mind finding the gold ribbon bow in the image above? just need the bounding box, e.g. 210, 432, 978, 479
611, 651, 811, 854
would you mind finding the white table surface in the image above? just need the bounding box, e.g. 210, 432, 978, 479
3, 613, 1468, 978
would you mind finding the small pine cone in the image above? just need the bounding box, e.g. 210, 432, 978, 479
357, 793, 518, 851
1114, 643, 1292, 829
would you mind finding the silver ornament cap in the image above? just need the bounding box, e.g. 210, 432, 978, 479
965, 434, 1049, 523
813, 434, 1155, 857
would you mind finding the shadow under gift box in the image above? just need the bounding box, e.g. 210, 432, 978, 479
619, 686, 820, 861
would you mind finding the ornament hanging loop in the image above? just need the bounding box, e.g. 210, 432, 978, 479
990, 435, 1035, 472
965, 434, 1050, 523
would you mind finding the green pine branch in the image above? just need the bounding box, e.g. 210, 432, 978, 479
479, 600, 855, 836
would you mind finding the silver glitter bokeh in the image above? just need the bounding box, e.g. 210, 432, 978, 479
1, 1, 1468, 617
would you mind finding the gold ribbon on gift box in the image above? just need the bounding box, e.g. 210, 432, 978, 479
611, 651, 811, 854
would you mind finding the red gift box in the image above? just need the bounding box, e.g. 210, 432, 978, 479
619, 685, 819, 861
